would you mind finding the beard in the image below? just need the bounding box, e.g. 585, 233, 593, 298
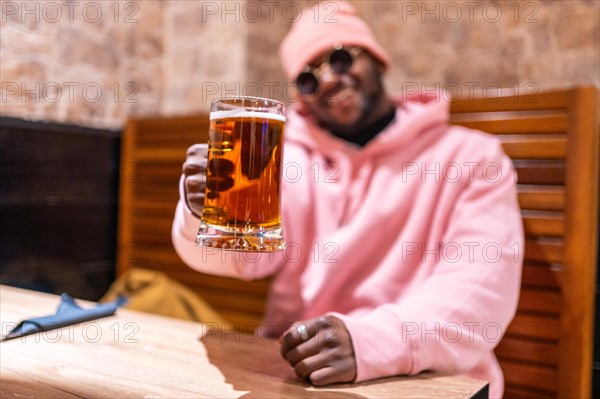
325, 70, 386, 136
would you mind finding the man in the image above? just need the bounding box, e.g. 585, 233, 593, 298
172, 2, 523, 397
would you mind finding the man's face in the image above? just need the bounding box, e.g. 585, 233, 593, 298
298, 48, 386, 136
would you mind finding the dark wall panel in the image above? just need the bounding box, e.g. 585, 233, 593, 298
0, 117, 120, 300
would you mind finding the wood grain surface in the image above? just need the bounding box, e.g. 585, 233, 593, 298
0, 285, 488, 399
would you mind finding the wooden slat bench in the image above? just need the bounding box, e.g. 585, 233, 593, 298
449, 86, 598, 398
117, 115, 272, 330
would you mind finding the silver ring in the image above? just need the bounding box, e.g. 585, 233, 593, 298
296, 324, 309, 342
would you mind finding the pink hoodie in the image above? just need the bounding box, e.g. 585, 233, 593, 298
172, 93, 524, 398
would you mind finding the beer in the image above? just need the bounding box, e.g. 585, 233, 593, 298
196, 98, 286, 252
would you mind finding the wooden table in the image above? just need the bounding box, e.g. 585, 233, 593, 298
0, 285, 488, 398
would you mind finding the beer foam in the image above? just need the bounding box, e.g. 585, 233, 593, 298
210, 109, 286, 122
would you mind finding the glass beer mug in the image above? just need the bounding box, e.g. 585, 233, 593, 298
196, 97, 286, 252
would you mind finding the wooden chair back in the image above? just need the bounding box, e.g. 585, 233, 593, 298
117, 115, 271, 332
450, 86, 598, 398
118, 87, 598, 398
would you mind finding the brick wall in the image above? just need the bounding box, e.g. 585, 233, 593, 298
1, 0, 598, 129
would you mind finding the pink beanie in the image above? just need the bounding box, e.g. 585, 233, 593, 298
279, 1, 391, 81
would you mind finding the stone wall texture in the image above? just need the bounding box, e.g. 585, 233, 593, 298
1, 0, 598, 128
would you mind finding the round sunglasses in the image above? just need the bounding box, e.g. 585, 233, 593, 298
295, 46, 362, 96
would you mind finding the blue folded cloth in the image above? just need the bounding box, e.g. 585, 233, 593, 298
2, 293, 127, 341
